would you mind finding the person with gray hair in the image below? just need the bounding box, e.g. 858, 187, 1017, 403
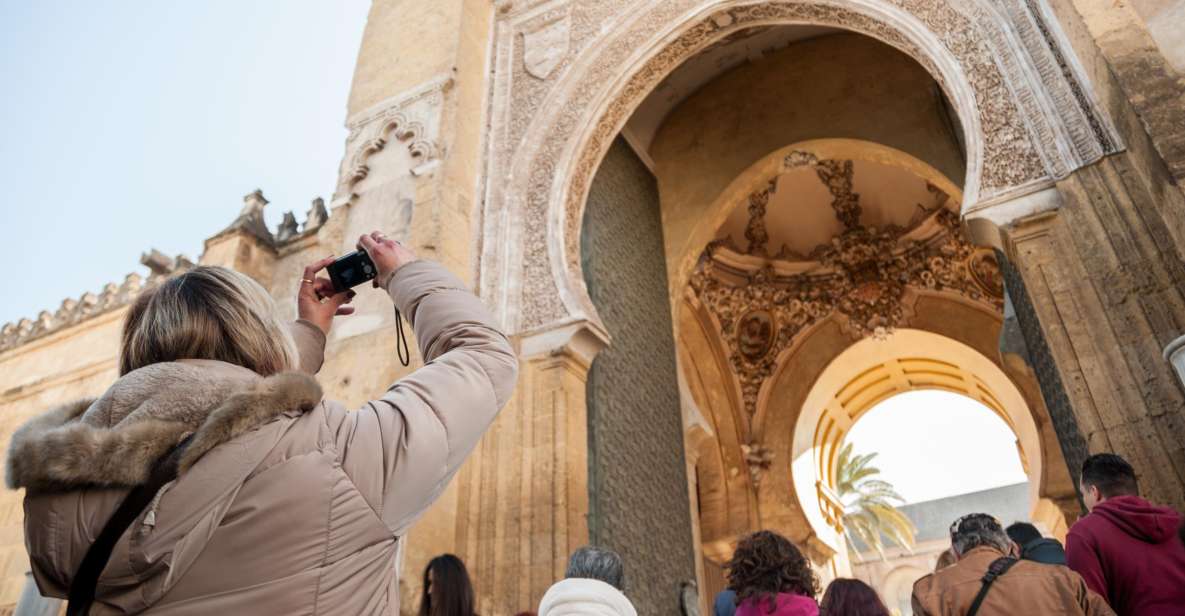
564, 545, 626, 590
539, 546, 637, 616
911, 514, 1114, 616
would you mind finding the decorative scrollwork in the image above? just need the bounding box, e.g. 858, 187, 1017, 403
692, 185, 1003, 418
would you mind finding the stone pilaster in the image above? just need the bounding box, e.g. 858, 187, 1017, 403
994, 154, 1185, 510
451, 322, 602, 615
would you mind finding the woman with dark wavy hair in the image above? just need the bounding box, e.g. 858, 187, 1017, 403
419, 554, 478, 616
726, 530, 821, 616
819, 579, 890, 616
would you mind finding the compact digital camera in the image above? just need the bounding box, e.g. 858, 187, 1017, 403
327, 250, 378, 292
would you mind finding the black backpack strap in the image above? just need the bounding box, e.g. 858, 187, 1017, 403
966, 556, 1019, 616
66, 436, 193, 616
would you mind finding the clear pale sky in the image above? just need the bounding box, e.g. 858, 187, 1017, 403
845, 389, 1029, 504
1, 1, 370, 326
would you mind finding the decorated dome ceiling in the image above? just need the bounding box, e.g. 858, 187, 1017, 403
712, 157, 959, 259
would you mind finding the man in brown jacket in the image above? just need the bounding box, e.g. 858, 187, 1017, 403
912, 513, 1114, 616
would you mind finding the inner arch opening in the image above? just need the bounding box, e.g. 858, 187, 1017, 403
845, 390, 1029, 506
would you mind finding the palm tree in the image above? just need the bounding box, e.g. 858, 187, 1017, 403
835, 442, 917, 561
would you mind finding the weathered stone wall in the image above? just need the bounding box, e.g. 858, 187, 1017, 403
1131, 0, 1185, 72
582, 138, 697, 614
1003, 153, 1185, 510
1051, 0, 1185, 182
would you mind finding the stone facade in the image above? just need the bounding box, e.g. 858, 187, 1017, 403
2, 1, 1184, 614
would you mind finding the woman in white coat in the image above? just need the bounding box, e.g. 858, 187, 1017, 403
538, 547, 638, 616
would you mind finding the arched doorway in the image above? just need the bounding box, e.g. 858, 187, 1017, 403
537, 5, 1114, 611
675, 137, 1076, 592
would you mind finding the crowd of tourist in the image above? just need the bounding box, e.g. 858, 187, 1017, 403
417, 453, 1184, 616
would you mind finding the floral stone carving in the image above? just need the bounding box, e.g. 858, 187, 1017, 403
692, 204, 1003, 418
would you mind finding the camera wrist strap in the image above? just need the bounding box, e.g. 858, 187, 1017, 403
394, 307, 410, 367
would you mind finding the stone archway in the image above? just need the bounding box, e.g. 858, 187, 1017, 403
480, 0, 1120, 337
477, 2, 1122, 609
673, 139, 1077, 580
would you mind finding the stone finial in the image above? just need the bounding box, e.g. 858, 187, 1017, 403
141, 248, 176, 277
276, 211, 299, 243
56, 298, 78, 323
215, 189, 274, 245
241, 189, 269, 216
35, 311, 53, 333
304, 197, 328, 231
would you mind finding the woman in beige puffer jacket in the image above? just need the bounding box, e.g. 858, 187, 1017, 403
7, 233, 518, 615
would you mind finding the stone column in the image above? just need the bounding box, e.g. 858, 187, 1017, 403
451, 322, 603, 615
972, 152, 1185, 511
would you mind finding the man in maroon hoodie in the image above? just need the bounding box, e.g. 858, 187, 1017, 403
1066, 453, 1185, 615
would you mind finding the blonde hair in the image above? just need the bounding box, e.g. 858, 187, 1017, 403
120, 266, 298, 376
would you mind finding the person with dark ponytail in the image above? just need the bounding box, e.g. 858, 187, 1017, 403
419, 554, 478, 616
726, 530, 820, 616
819, 579, 890, 616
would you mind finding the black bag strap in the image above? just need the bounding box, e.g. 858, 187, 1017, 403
66, 436, 193, 616
966, 556, 1020, 616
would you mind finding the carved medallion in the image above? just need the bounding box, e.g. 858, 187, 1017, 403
738, 310, 775, 360
969, 250, 1005, 298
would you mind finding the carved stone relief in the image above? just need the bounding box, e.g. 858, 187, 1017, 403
482, 0, 1119, 336
335, 75, 451, 202
741, 442, 775, 487
689, 160, 1005, 418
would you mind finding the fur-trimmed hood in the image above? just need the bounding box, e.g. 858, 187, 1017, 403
7, 359, 322, 492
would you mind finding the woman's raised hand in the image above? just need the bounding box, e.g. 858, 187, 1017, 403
297, 255, 356, 336
358, 231, 417, 289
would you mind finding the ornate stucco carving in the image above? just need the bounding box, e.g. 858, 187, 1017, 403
743, 180, 776, 255
336, 75, 451, 200
481, 0, 1119, 336
689, 161, 1005, 418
